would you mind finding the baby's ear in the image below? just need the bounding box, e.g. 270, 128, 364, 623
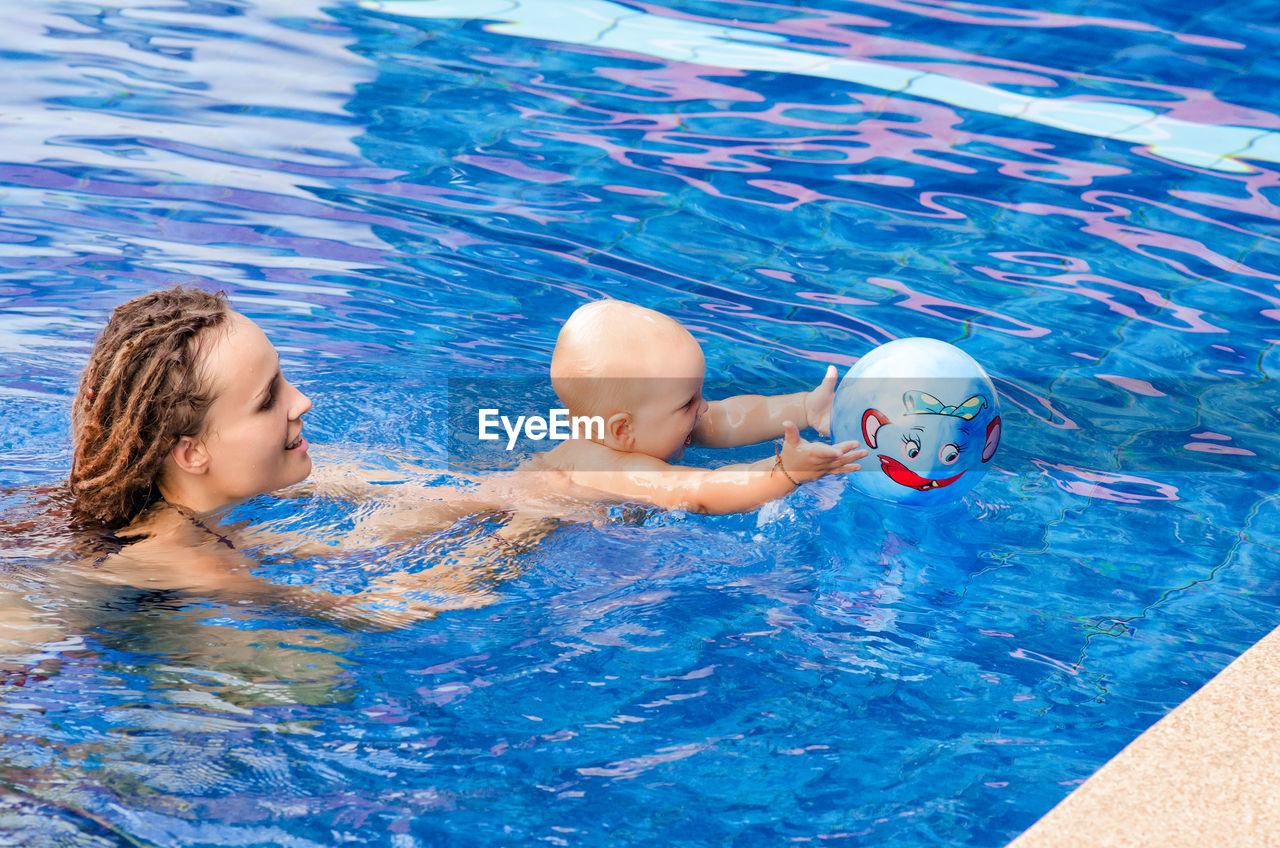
605, 412, 634, 451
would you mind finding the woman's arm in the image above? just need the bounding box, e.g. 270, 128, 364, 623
87, 509, 493, 629
0, 586, 63, 672
279, 446, 480, 502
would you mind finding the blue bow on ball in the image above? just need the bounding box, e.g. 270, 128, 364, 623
903, 391, 988, 419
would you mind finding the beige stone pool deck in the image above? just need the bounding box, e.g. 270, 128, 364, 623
1006, 623, 1280, 848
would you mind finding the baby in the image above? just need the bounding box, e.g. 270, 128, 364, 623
324, 299, 865, 554
527, 299, 866, 514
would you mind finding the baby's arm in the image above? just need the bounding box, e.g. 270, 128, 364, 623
573, 423, 864, 515
694, 366, 838, 448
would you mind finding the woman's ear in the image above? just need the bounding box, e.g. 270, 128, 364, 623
604, 412, 634, 451
168, 435, 210, 475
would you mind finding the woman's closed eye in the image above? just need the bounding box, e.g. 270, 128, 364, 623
258, 375, 280, 411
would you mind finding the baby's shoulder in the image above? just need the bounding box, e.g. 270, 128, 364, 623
523, 440, 617, 473
519, 442, 675, 493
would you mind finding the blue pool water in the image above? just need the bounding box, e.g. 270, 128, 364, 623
3, 0, 1280, 844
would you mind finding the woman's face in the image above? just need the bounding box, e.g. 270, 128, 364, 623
178, 311, 313, 508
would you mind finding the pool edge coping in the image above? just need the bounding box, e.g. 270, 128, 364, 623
1005, 622, 1280, 848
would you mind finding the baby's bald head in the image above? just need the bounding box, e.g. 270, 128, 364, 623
551, 300, 702, 419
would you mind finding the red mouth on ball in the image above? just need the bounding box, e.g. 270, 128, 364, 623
879, 455, 966, 491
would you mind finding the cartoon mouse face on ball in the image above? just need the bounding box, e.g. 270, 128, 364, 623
861, 390, 1001, 495
832, 338, 1003, 506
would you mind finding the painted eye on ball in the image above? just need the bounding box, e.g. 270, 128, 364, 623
939, 443, 960, 464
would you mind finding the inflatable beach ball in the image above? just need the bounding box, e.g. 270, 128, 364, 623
832, 338, 1001, 506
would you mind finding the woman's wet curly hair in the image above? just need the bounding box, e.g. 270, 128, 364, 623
70, 286, 230, 529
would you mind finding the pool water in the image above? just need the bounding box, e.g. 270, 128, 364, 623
3, 0, 1280, 844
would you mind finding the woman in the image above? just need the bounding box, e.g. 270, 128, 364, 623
71, 286, 313, 530
2, 286, 561, 687
3, 287, 344, 682
63, 285, 484, 624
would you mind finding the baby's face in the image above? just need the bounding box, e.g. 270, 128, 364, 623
628, 335, 709, 462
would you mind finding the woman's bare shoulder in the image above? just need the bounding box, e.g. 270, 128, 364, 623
88, 505, 246, 589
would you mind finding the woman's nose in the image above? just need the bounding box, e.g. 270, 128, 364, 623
287, 380, 312, 418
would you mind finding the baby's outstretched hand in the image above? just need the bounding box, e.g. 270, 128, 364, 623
779, 420, 866, 483
804, 365, 839, 437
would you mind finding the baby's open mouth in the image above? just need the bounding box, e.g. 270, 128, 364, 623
285, 432, 305, 451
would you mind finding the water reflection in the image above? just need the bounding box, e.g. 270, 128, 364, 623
366, 0, 1280, 171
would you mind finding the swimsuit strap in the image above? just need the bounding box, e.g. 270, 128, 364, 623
88, 503, 234, 566
171, 504, 236, 551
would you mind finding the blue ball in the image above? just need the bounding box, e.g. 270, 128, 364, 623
832, 338, 1002, 506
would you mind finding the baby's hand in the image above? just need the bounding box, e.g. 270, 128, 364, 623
779, 421, 866, 483
804, 365, 839, 437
